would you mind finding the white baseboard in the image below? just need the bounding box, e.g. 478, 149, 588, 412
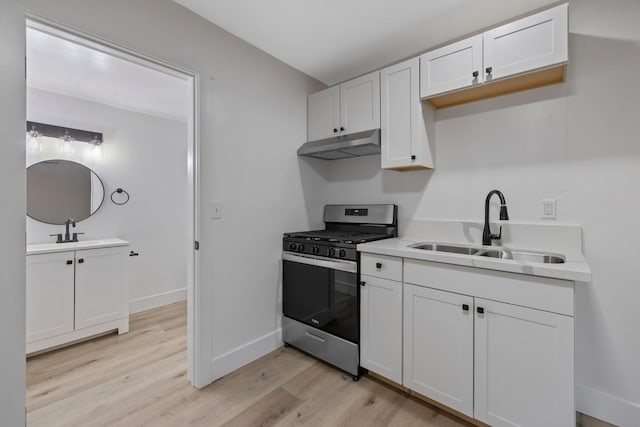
577, 383, 640, 427
129, 288, 187, 314
211, 329, 283, 381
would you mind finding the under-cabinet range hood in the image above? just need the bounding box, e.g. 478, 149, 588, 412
297, 129, 380, 160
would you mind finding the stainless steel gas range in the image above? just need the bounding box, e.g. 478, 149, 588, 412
281, 204, 397, 380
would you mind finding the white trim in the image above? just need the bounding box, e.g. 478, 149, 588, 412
129, 288, 188, 314
24, 16, 206, 388
211, 329, 283, 381
576, 383, 640, 427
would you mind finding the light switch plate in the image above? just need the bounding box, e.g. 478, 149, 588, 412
211, 201, 223, 220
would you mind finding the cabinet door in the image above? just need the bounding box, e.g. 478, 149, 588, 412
403, 284, 474, 417
381, 58, 433, 170
307, 85, 340, 141
340, 71, 380, 135
75, 247, 129, 329
26, 252, 75, 343
360, 275, 402, 384
474, 298, 574, 427
483, 3, 568, 82
420, 34, 483, 98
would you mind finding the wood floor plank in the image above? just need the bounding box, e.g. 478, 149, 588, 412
27, 301, 604, 427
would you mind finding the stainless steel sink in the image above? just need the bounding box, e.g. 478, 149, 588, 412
476, 249, 566, 264
409, 242, 482, 255
408, 242, 566, 264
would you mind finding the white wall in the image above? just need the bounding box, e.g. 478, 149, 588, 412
23, 0, 328, 385
0, 1, 26, 425
325, 3, 640, 425
26, 88, 190, 311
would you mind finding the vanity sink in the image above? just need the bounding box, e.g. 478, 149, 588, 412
409, 242, 481, 255
408, 242, 566, 264
477, 249, 565, 264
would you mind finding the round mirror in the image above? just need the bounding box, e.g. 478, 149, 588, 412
27, 160, 105, 225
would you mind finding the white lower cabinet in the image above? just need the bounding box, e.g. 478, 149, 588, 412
474, 298, 574, 427
359, 252, 576, 426
26, 252, 75, 343
403, 284, 474, 417
360, 274, 402, 384
26, 243, 129, 354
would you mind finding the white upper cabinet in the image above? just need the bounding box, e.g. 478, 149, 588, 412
381, 57, 433, 170
307, 86, 340, 141
484, 4, 568, 82
420, 3, 568, 107
340, 71, 380, 135
420, 35, 483, 98
307, 72, 380, 142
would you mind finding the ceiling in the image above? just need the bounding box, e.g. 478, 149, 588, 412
174, 0, 562, 85
26, 27, 190, 122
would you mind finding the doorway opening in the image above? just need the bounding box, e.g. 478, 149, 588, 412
24, 16, 202, 396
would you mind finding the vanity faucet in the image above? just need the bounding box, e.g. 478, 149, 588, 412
64, 218, 76, 242
482, 190, 509, 246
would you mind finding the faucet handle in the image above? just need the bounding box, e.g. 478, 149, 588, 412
493, 225, 503, 241
72, 232, 85, 242
49, 233, 63, 243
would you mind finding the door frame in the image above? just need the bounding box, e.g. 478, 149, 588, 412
25, 15, 208, 387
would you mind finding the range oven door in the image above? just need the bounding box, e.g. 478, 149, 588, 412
282, 252, 358, 343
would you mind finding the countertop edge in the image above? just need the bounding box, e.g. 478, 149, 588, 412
27, 238, 130, 255
358, 239, 592, 283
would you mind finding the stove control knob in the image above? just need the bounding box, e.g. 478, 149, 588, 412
312, 246, 320, 254
339, 249, 346, 258
298, 244, 305, 252
289, 243, 297, 251
328, 248, 336, 257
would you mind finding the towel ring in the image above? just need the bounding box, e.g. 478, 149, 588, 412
110, 188, 130, 206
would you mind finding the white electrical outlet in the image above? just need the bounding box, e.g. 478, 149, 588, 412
541, 199, 556, 219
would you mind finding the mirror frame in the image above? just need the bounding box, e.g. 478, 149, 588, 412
26, 159, 106, 225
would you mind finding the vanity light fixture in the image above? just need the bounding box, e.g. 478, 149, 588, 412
26, 121, 103, 158
27, 125, 41, 153
60, 131, 74, 156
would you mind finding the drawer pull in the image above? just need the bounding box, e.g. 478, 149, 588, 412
462, 304, 469, 312
375, 262, 382, 269
305, 331, 326, 343
477, 307, 485, 314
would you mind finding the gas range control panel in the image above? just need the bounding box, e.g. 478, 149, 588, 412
282, 240, 357, 261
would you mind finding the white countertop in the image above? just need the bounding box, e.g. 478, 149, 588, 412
27, 238, 130, 255
357, 219, 592, 282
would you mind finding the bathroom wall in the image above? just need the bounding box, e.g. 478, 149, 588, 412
27, 88, 190, 312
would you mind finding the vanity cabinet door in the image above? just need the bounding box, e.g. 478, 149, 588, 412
75, 247, 129, 329
473, 298, 574, 427
26, 252, 75, 343
403, 284, 474, 418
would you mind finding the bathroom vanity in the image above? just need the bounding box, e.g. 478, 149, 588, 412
26, 238, 130, 355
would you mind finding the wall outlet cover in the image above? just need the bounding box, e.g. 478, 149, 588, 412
541, 199, 556, 220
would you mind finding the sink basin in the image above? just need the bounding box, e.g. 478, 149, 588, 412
409, 242, 481, 256
477, 249, 566, 264
408, 242, 566, 264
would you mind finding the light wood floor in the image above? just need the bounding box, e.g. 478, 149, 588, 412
26, 301, 615, 427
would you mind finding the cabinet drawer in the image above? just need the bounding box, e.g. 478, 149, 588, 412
404, 259, 574, 316
360, 253, 402, 281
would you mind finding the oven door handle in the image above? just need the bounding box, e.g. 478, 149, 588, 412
282, 252, 357, 273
